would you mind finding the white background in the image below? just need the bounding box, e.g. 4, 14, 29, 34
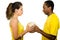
0, 0, 60, 40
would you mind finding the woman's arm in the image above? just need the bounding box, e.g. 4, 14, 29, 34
16, 30, 28, 40
10, 19, 18, 40
16, 24, 33, 40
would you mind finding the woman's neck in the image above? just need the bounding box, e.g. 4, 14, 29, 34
11, 13, 18, 20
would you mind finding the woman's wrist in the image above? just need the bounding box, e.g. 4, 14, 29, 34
25, 30, 28, 33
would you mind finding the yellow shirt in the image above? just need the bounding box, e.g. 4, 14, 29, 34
59, 21, 60, 28
42, 13, 59, 40
10, 22, 24, 40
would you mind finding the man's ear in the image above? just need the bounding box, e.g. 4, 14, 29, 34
49, 7, 51, 10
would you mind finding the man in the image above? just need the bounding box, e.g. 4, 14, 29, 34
27, 0, 59, 40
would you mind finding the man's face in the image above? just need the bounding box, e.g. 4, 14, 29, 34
43, 3, 50, 15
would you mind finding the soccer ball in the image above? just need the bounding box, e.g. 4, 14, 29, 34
27, 22, 35, 27
27, 22, 35, 33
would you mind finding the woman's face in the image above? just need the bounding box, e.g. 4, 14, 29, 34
17, 6, 23, 16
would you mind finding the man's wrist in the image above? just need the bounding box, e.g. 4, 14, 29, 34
34, 26, 40, 33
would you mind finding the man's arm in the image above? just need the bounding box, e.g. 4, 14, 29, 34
34, 26, 56, 40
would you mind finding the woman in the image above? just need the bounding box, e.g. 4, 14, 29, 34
6, 2, 31, 40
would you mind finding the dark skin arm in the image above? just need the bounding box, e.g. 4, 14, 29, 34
34, 25, 56, 40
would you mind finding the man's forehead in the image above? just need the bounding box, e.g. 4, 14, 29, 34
43, 3, 46, 7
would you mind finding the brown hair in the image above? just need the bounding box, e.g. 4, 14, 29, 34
6, 2, 22, 20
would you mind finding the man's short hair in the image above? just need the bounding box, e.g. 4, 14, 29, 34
44, 0, 54, 11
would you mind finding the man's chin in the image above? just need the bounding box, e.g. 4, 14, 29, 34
44, 13, 48, 15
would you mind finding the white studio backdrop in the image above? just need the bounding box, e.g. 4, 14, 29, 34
0, 0, 60, 40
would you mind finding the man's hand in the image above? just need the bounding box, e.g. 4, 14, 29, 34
26, 22, 39, 33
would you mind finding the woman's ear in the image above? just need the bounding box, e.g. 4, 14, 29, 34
15, 9, 18, 13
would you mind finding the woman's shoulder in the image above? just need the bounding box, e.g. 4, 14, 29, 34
10, 18, 18, 26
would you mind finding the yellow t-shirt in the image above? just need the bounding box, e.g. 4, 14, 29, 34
42, 13, 59, 40
59, 21, 60, 28
10, 22, 24, 40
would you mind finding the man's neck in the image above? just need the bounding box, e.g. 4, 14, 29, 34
48, 11, 53, 16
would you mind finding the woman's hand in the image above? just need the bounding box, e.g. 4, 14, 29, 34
26, 22, 35, 33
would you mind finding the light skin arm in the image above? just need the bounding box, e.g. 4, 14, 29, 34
10, 19, 29, 40
15, 30, 28, 40
16, 24, 32, 40
10, 19, 18, 40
